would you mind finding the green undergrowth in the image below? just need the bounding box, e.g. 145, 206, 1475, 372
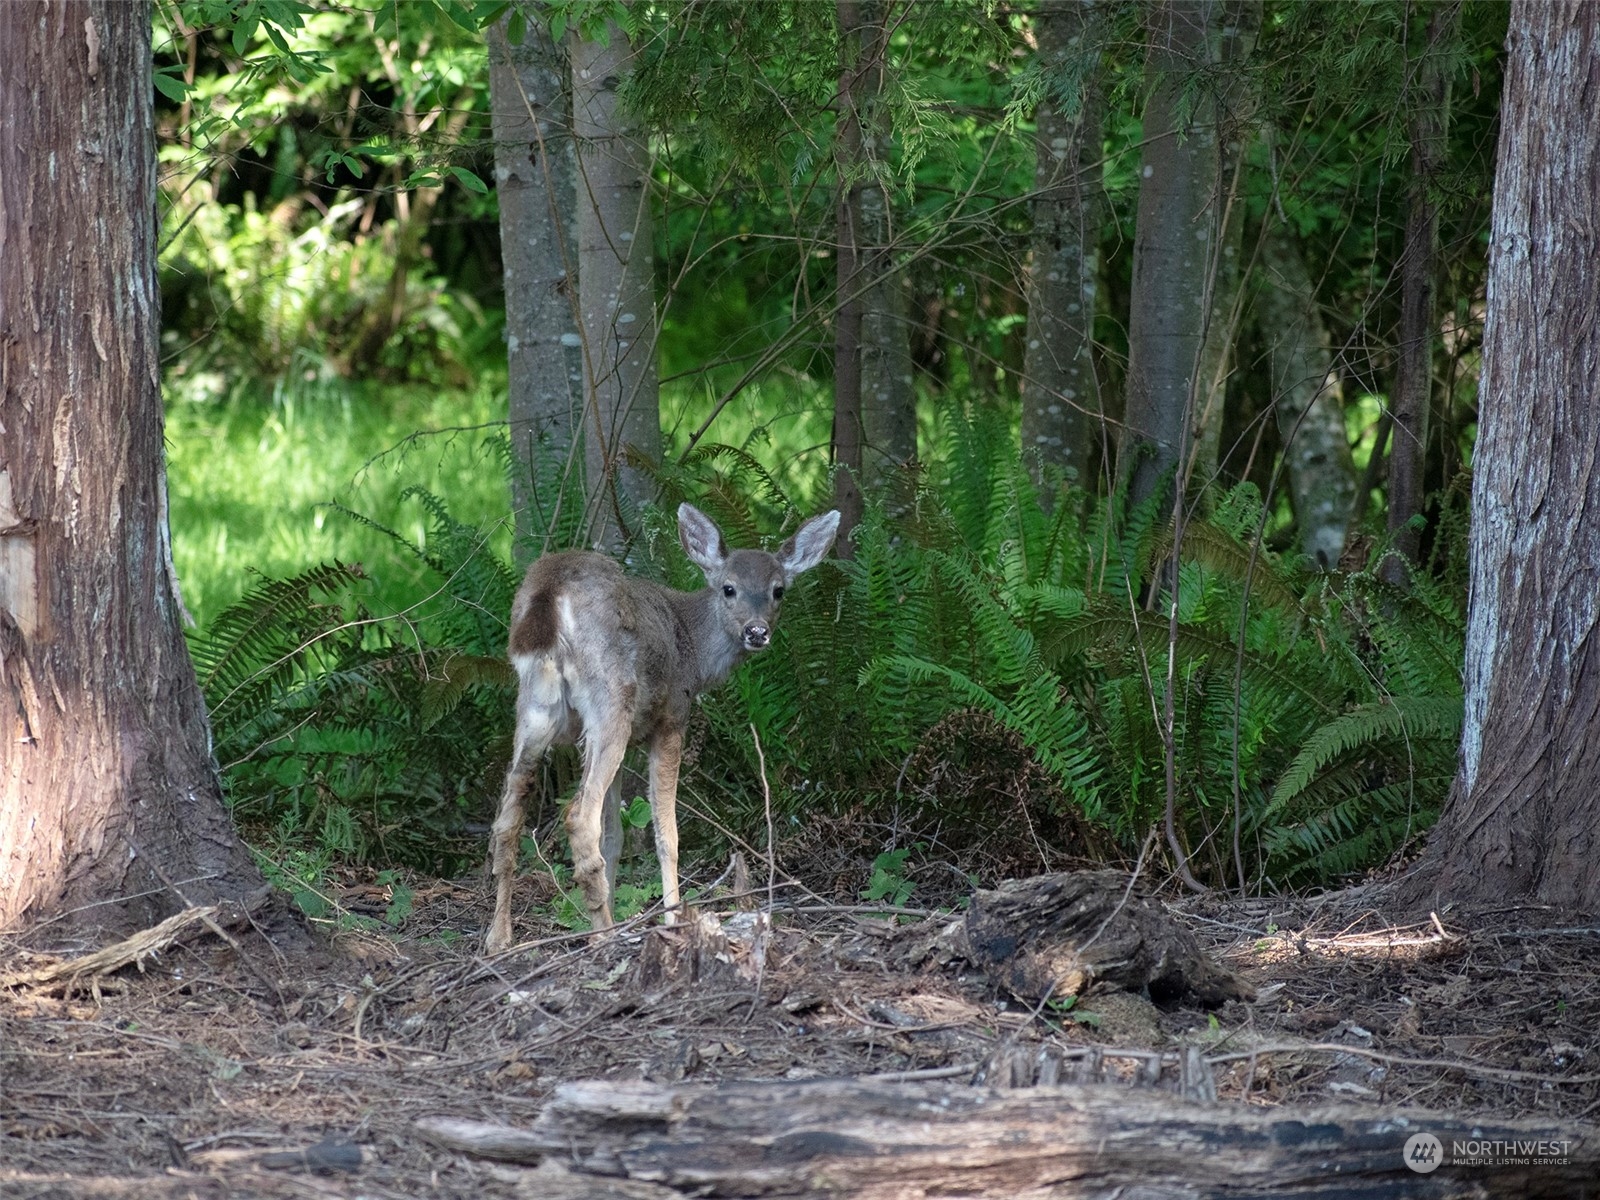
179, 398, 1464, 900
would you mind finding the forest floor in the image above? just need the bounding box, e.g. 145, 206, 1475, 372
4, 857, 1600, 1199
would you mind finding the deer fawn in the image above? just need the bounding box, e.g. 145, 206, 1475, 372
485, 504, 840, 953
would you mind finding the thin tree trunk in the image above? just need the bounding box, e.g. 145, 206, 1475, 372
831, 0, 868, 557
1402, 1, 1600, 910
572, 17, 661, 547
0, 0, 262, 932
1122, 0, 1222, 515
1383, 0, 1459, 585
853, 0, 914, 492
1187, 0, 1261, 500
1255, 220, 1357, 568
488, 7, 582, 563
1020, 0, 1104, 491
859, 180, 917, 492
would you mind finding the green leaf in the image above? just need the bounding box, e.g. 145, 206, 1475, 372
153, 71, 190, 103
508, 9, 527, 46
449, 166, 488, 194
232, 4, 260, 55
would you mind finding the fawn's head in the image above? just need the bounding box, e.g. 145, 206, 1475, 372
679, 504, 840, 652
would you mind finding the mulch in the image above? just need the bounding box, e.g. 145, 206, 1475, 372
4, 861, 1598, 1198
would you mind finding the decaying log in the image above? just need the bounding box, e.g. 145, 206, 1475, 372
416, 1077, 1594, 1198
964, 871, 1252, 1006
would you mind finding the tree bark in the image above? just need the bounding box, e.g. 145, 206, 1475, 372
1383, 0, 1459, 585
1187, 0, 1261, 501
0, 0, 262, 932
488, 6, 582, 564
1122, 0, 1222, 514
1255, 219, 1357, 568
852, 0, 914, 495
416, 1078, 1597, 1197
1020, 0, 1104, 491
1402, 1, 1600, 910
572, 17, 661, 547
831, 0, 868, 557
859, 180, 917, 494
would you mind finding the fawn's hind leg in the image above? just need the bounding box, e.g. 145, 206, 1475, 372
567, 712, 630, 931
486, 693, 558, 954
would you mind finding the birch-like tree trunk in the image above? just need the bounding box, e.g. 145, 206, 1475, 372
572, 18, 661, 547
1383, 1, 1459, 584
1403, 1, 1600, 909
492, 9, 588, 563
1122, 0, 1221, 513
0, 0, 262, 931
488, 9, 582, 562
1020, 0, 1103, 489
1255, 220, 1357, 568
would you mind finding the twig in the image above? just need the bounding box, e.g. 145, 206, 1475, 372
1205, 1042, 1600, 1087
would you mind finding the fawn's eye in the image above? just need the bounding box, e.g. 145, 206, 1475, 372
773, 586, 785, 601
722, 584, 737, 598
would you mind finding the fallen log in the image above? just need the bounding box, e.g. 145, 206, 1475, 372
416, 1077, 1595, 1198
963, 871, 1252, 1007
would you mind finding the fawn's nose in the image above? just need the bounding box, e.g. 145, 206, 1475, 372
743, 622, 770, 649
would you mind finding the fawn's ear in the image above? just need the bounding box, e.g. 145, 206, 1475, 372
679, 503, 728, 576
777, 510, 841, 581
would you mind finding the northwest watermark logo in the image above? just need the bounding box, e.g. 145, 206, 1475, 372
1403, 1132, 1573, 1173
1404, 1133, 1443, 1173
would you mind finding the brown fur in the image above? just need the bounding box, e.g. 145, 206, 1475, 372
484, 505, 839, 953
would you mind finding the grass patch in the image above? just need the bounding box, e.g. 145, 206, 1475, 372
165, 375, 514, 627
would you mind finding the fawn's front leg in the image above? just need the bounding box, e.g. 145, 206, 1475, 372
648, 727, 684, 925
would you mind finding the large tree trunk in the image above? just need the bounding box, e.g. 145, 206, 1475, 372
831, 0, 869, 557
0, 0, 262, 932
1255, 219, 1357, 568
488, 6, 582, 563
1187, 0, 1261, 500
1383, 1, 1459, 585
1122, 0, 1222, 514
572, 18, 661, 547
1402, 1, 1600, 910
1020, 0, 1104, 491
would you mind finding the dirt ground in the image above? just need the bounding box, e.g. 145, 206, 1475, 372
4, 861, 1599, 1198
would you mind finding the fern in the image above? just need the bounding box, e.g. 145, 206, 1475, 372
1268, 695, 1464, 813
